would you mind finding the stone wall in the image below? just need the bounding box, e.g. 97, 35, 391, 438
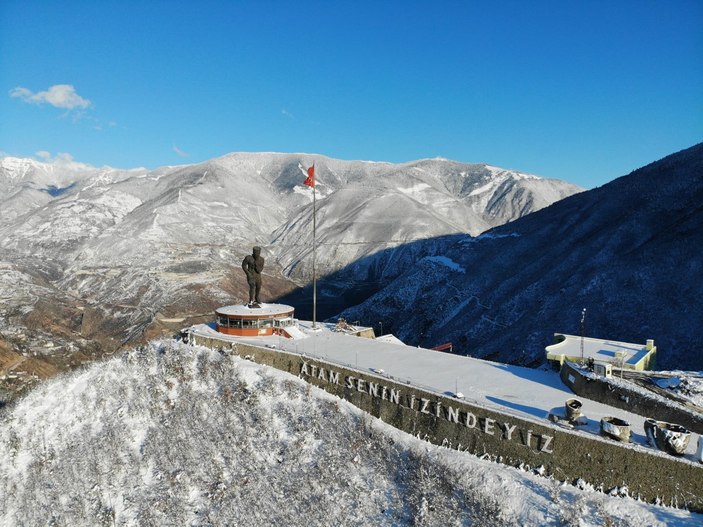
560, 361, 703, 435
188, 334, 703, 511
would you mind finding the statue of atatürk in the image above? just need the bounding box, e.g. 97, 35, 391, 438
242, 246, 265, 307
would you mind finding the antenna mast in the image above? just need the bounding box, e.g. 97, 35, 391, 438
580, 308, 587, 360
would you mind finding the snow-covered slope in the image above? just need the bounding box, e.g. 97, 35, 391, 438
338, 143, 703, 370
0, 340, 697, 526
270, 158, 581, 279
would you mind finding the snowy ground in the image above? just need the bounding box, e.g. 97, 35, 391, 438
0, 340, 700, 526
655, 372, 703, 408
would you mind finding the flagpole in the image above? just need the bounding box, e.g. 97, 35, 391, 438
312, 175, 317, 329
303, 162, 317, 329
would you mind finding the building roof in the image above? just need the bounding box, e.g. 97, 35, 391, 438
545, 334, 653, 368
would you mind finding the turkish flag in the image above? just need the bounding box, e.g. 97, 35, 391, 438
304, 163, 315, 188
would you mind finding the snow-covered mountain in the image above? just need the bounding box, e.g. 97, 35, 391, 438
0, 152, 579, 370
338, 143, 703, 370
0, 340, 697, 526
0, 154, 580, 277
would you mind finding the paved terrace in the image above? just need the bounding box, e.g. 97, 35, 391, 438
187, 320, 700, 459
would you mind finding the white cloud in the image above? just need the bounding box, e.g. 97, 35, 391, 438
172, 145, 189, 158
54, 152, 76, 163
34, 151, 76, 163
10, 84, 92, 110
281, 109, 294, 119
32, 151, 95, 170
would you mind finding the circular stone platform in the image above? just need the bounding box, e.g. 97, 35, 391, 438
215, 303, 295, 336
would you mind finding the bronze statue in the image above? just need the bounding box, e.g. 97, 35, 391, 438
242, 246, 265, 306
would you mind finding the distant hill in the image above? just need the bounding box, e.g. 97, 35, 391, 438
338, 144, 703, 371
0, 153, 581, 281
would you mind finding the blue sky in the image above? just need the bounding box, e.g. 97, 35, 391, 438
1, 1, 701, 188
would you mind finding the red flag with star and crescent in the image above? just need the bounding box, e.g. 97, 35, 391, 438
304, 163, 315, 188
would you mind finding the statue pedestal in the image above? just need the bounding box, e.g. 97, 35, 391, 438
215, 303, 295, 337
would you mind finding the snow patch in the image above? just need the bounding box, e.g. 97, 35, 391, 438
397, 183, 432, 196
462, 231, 521, 245
468, 181, 497, 196
423, 255, 466, 273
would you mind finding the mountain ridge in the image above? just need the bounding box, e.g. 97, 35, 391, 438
337, 143, 703, 370
0, 151, 580, 395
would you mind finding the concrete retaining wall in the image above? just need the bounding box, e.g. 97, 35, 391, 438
560, 362, 703, 435
189, 334, 703, 511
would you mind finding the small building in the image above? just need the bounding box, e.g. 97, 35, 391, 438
545, 333, 656, 371
216, 303, 296, 337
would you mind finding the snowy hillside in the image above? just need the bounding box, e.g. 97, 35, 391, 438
0, 152, 580, 380
338, 143, 703, 370
269, 157, 581, 280
0, 340, 698, 526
